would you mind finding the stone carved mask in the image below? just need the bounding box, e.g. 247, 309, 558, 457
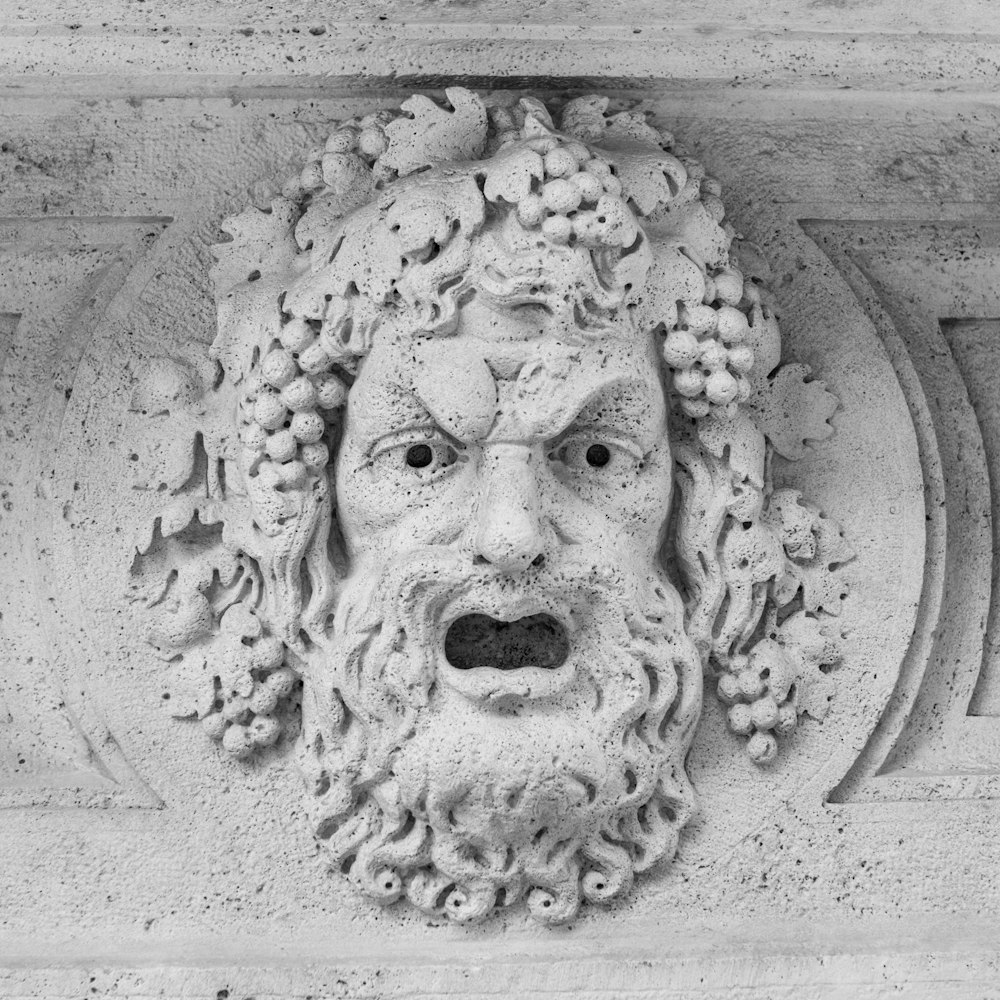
129, 89, 851, 924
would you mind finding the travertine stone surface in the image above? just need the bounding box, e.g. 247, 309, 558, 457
125, 89, 849, 924
1, 2, 999, 995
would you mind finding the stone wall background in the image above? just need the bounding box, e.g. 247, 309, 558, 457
1, 2, 999, 997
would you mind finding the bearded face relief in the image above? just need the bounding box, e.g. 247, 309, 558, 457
130, 89, 851, 924
316, 294, 702, 921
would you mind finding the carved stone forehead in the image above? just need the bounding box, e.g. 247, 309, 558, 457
348, 296, 667, 445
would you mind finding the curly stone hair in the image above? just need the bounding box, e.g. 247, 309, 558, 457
135, 88, 845, 769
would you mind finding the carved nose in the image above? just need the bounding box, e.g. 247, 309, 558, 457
473, 443, 546, 574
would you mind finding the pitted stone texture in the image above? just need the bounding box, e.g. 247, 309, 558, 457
3, 77, 991, 997
5, 4, 1000, 91
126, 89, 850, 924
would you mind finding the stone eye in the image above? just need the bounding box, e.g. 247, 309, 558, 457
585, 444, 611, 468
388, 435, 460, 477
406, 444, 433, 468
549, 435, 641, 477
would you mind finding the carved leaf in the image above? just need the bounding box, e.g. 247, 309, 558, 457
129, 346, 225, 493
135, 428, 200, 494
764, 489, 817, 560
770, 501, 854, 615
159, 496, 198, 537
658, 201, 731, 271
559, 95, 613, 141
161, 644, 218, 720
641, 243, 706, 320
481, 146, 544, 204
776, 611, 841, 721
697, 408, 766, 488
382, 88, 488, 177
604, 149, 687, 216
749, 363, 837, 460
295, 188, 372, 255
560, 96, 664, 146
132, 528, 229, 607
744, 299, 781, 380
385, 178, 486, 255
210, 198, 300, 297
130, 516, 244, 718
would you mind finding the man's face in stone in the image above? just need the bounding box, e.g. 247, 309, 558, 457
310, 284, 697, 920
335, 293, 674, 711
337, 295, 672, 604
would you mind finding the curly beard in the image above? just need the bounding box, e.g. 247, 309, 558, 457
297, 547, 702, 924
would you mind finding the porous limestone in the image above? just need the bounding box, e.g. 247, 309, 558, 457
127, 90, 849, 924
2, 10, 999, 994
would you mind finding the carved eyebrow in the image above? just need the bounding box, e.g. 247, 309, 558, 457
505, 373, 634, 443
361, 417, 434, 462
547, 423, 647, 461
414, 367, 499, 443
365, 422, 464, 460
565, 380, 664, 449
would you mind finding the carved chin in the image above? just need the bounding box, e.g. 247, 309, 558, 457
299, 554, 699, 924
390, 673, 657, 847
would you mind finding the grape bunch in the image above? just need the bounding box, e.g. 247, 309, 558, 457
282, 108, 397, 203
660, 268, 758, 419
714, 638, 799, 764
509, 140, 639, 250
238, 315, 348, 483
201, 605, 299, 760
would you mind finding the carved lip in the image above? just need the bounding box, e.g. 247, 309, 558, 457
439, 607, 577, 705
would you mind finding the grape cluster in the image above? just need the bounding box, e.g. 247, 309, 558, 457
201, 605, 299, 760
283, 110, 397, 202
238, 316, 347, 480
660, 268, 757, 419
510, 140, 638, 249
715, 638, 799, 764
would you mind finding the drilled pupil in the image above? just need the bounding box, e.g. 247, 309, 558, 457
586, 444, 611, 467
406, 443, 433, 468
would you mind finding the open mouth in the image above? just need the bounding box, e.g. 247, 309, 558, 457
441, 612, 575, 705
445, 613, 570, 672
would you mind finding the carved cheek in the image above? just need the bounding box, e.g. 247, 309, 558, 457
537, 435, 672, 558
334, 430, 475, 558
629, 439, 674, 547
333, 435, 381, 549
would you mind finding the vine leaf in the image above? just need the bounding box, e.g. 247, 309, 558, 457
129, 507, 243, 718
382, 88, 488, 176
776, 611, 842, 721
603, 149, 687, 216
129, 350, 220, 492
769, 495, 854, 615
210, 199, 300, 298
385, 178, 486, 255
137, 429, 200, 494
697, 408, 766, 489
481, 146, 544, 204
749, 363, 837, 460
559, 95, 664, 146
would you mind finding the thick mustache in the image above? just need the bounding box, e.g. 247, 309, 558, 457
345, 546, 631, 634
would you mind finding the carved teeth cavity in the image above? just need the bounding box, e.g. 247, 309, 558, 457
444, 613, 570, 672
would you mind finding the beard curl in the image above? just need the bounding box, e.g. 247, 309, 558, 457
296, 547, 702, 924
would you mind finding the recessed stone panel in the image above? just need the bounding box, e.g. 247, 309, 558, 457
0, 56, 998, 997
